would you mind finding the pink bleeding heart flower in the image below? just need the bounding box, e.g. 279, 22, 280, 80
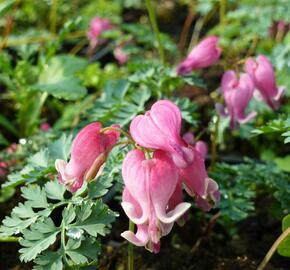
245, 55, 285, 109
114, 46, 129, 65
216, 70, 257, 129
87, 17, 113, 47
121, 188, 173, 253
182, 132, 208, 159
176, 36, 222, 75
55, 122, 120, 192
130, 100, 193, 168
121, 149, 191, 252
178, 145, 219, 211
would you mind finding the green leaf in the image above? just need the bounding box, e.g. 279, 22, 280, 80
21, 185, 49, 208
0, 214, 38, 236
278, 214, 290, 257
88, 79, 150, 127
62, 205, 76, 225
0, 114, 18, 135
69, 201, 116, 237
44, 180, 66, 201
0, 0, 15, 17
0, 132, 9, 146
175, 98, 199, 125
28, 149, 49, 168
19, 218, 60, 262
33, 251, 63, 270
66, 238, 100, 265
274, 156, 290, 172
48, 133, 72, 161
33, 55, 87, 100
35, 78, 87, 100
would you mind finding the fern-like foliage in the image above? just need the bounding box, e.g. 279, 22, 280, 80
252, 115, 290, 144
211, 160, 290, 228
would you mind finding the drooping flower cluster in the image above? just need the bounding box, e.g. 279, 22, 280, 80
55, 122, 120, 192
217, 55, 285, 129
121, 100, 219, 252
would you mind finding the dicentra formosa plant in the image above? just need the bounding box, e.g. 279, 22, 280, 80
0, 100, 219, 269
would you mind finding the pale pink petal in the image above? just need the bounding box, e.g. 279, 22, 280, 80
122, 150, 150, 224
121, 224, 149, 247
180, 148, 208, 197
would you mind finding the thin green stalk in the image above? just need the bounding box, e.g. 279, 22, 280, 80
50, 0, 59, 34
145, 0, 165, 64
128, 221, 135, 270
257, 227, 290, 270
219, 0, 226, 27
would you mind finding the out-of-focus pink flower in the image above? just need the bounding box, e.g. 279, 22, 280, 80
40, 123, 51, 132
121, 149, 190, 253
114, 46, 129, 65
130, 100, 193, 168
216, 70, 257, 129
182, 132, 208, 159
6, 143, 17, 154
176, 36, 222, 75
0, 161, 8, 177
245, 55, 285, 109
195, 141, 208, 159
55, 122, 120, 192
87, 17, 113, 46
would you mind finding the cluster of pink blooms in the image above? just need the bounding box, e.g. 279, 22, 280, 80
176, 35, 285, 129
217, 55, 285, 129
87, 16, 129, 65
55, 100, 219, 253
121, 100, 219, 253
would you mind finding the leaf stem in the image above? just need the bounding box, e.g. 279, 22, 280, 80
257, 227, 290, 270
145, 0, 165, 64
128, 220, 135, 270
210, 114, 220, 170
0, 236, 19, 242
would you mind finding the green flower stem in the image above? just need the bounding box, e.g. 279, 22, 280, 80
128, 221, 135, 270
257, 227, 290, 270
100, 127, 133, 142
210, 114, 220, 170
145, 0, 165, 64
